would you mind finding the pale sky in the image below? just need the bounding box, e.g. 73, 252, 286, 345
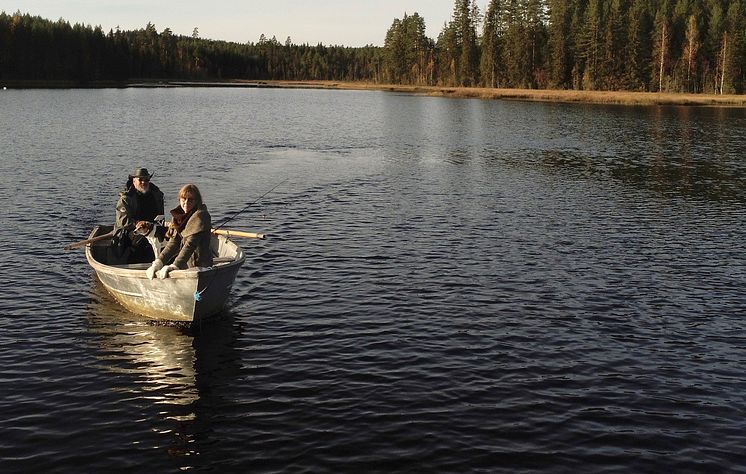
0, 1, 458, 46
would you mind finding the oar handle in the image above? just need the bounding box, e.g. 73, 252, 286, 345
212, 228, 266, 240
64, 231, 115, 250
160, 221, 265, 240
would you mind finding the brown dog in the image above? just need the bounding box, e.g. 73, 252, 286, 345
134, 220, 154, 235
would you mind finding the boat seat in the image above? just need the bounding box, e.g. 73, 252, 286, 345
111, 257, 235, 270
110, 263, 151, 269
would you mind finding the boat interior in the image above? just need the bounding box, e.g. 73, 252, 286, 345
89, 225, 241, 270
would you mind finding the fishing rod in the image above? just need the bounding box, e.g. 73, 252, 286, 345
213, 177, 289, 231
191, 178, 289, 311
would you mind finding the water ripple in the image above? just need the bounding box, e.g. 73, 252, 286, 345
3, 90, 746, 472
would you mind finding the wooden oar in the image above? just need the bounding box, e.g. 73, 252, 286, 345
212, 228, 265, 239
64, 231, 114, 250
65, 227, 264, 250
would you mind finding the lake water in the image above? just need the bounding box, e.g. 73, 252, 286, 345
2, 87, 746, 472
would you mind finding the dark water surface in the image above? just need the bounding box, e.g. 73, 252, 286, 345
2, 88, 746, 472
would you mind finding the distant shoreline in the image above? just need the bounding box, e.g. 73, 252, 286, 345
264, 80, 746, 107
3, 79, 745, 107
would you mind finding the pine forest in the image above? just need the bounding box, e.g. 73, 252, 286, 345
1, 0, 744, 94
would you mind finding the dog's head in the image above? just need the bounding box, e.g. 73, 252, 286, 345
134, 220, 153, 235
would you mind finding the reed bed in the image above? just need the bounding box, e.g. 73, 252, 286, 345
266, 80, 746, 107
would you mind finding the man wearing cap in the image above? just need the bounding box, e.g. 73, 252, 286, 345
112, 168, 165, 263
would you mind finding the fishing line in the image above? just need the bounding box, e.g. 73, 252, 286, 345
194, 177, 289, 307
213, 177, 289, 231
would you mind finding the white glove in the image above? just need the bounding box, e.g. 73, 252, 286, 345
145, 259, 163, 280
157, 264, 177, 279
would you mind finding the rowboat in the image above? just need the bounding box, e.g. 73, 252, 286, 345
85, 225, 245, 322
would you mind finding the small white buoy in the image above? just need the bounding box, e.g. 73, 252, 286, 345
2, 87, 6, 90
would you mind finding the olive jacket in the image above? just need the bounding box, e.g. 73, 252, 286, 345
158, 204, 214, 269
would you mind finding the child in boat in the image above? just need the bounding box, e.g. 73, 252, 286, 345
145, 184, 214, 279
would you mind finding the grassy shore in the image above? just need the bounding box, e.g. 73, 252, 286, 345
260, 80, 746, 107
3, 78, 745, 106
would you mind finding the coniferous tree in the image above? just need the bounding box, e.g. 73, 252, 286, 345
383, 13, 431, 84
451, 0, 480, 86
652, 2, 673, 92
682, 14, 701, 91
0, 13, 11, 78
579, 0, 603, 90
600, 0, 627, 90
526, 0, 549, 88
481, 0, 505, 88
547, 0, 575, 88
501, 0, 526, 87
436, 22, 459, 85
405, 13, 431, 85
626, 0, 653, 90
705, 0, 725, 92
722, 0, 745, 93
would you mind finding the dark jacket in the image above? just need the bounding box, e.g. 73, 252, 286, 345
114, 180, 165, 243
159, 204, 214, 269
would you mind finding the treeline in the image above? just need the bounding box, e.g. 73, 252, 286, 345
1, 0, 745, 94
385, 0, 745, 93
0, 12, 384, 83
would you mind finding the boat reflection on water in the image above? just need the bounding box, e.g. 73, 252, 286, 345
84, 277, 243, 466
86, 278, 200, 408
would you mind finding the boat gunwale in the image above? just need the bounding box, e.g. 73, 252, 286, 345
84, 225, 246, 280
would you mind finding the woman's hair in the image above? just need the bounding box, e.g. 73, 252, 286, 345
178, 184, 203, 208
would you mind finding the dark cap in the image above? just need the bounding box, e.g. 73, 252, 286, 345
130, 168, 154, 179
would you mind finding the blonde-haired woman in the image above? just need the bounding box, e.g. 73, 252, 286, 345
146, 184, 214, 279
